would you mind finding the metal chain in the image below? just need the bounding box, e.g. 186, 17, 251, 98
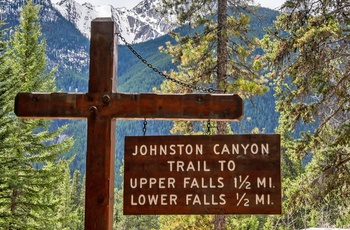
207, 119, 211, 134
116, 32, 221, 93
142, 118, 147, 136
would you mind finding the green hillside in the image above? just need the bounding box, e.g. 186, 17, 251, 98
60, 7, 281, 187
0, 2, 281, 187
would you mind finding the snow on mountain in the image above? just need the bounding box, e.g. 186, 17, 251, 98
52, 0, 177, 44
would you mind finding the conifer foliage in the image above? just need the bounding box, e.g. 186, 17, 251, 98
154, 0, 270, 229
157, 0, 269, 137
158, 0, 268, 97
262, 0, 350, 228
0, 0, 73, 228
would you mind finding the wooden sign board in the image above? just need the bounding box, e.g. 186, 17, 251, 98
124, 134, 281, 215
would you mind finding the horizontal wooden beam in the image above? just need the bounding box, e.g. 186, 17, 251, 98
15, 92, 243, 121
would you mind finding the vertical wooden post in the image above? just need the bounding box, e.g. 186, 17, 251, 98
85, 18, 117, 230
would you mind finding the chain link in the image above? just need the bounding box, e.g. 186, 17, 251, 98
142, 118, 147, 136
116, 32, 222, 93
207, 119, 211, 134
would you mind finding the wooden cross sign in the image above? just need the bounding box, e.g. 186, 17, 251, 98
14, 18, 243, 230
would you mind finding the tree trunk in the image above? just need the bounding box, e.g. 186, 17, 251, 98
9, 188, 18, 230
214, 0, 228, 229
217, 0, 228, 87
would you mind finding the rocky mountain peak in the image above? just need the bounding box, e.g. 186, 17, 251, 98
52, 0, 176, 44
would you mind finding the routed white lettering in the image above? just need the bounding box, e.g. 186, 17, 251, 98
167, 161, 175, 171
161, 194, 167, 205
222, 144, 230, 154
185, 144, 193, 155
134, 143, 270, 156
140, 178, 147, 188
213, 144, 220, 154
213, 143, 269, 155
185, 194, 226, 205
169, 194, 177, 205
131, 195, 137, 205
168, 161, 211, 172
148, 194, 158, 205
132, 144, 203, 156
196, 145, 203, 155
159, 178, 166, 189
177, 161, 185, 171
219, 194, 226, 205
140, 145, 148, 155
183, 177, 225, 189
241, 144, 249, 154
251, 143, 258, 154
168, 178, 175, 188
186, 194, 192, 205
132, 145, 138, 156
149, 178, 157, 188
177, 144, 184, 155
187, 161, 195, 171
191, 178, 199, 188
130, 178, 137, 189
262, 143, 269, 155
150, 145, 157, 155
218, 160, 235, 171
232, 144, 239, 154
193, 195, 201, 205
129, 177, 176, 189
184, 177, 191, 188
169, 145, 176, 155
131, 194, 178, 206
160, 145, 167, 155
218, 177, 224, 188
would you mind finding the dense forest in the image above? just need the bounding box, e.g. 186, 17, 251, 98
0, 0, 349, 229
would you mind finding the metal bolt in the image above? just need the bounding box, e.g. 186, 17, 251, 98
97, 194, 104, 204
89, 106, 98, 115
32, 96, 38, 102
102, 94, 111, 104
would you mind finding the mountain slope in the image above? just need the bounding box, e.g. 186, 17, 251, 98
52, 0, 176, 43
1, 0, 280, 184
0, 0, 90, 92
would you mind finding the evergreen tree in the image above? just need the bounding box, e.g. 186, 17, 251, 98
158, 0, 268, 96
114, 164, 159, 229
0, 15, 13, 225
262, 0, 350, 228
156, 1, 269, 229
70, 170, 84, 229
157, 0, 269, 137
0, 0, 73, 228
54, 160, 84, 229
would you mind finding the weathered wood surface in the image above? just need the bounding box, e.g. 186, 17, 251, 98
124, 134, 281, 215
14, 18, 245, 230
84, 18, 116, 230
14, 18, 119, 230
15, 93, 243, 121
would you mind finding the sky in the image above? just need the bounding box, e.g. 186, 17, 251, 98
56, 0, 286, 10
